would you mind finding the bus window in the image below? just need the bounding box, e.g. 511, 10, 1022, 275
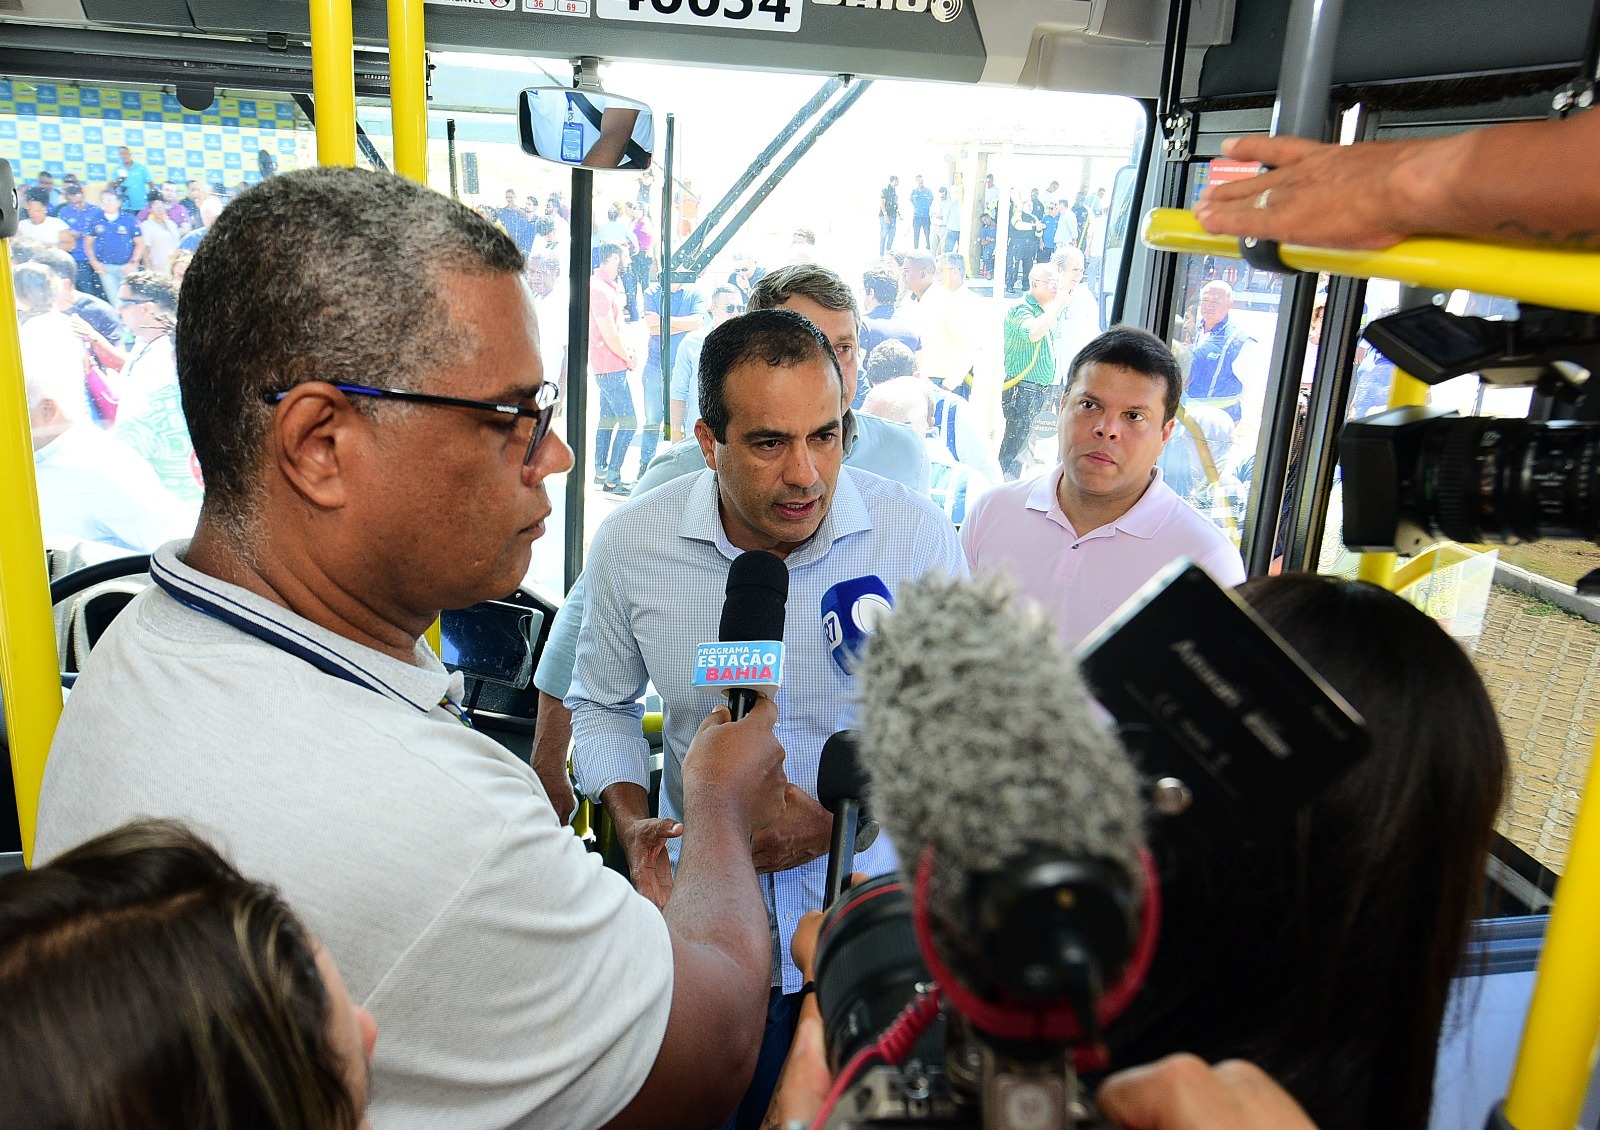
545, 62, 1144, 563
1316, 284, 1597, 881
5, 78, 316, 568
1156, 161, 1289, 551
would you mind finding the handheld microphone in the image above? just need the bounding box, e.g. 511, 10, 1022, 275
817, 730, 870, 907
855, 573, 1155, 1049
820, 576, 894, 675
695, 550, 788, 721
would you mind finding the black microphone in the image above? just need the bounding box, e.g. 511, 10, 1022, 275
817, 730, 868, 907
716, 550, 789, 721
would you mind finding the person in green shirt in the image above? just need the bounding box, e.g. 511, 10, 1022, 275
998, 261, 1067, 478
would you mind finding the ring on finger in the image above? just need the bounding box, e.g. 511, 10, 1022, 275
1253, 187, 1273, 210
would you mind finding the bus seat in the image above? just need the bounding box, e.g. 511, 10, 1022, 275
58, 579, 149, 674
447, 586, 558, 732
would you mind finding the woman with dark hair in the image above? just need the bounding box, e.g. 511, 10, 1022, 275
0, 820, 375, 1129
1108, 574, 1509, 1130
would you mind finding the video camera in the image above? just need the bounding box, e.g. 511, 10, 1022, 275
1340, 302, 1600, 571
807, 564, 1368, 1129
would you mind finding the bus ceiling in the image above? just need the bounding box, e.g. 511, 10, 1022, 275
1, 0, 1592, 101
7, 0, 1203, 95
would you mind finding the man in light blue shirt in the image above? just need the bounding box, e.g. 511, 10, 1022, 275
568, 309, 963, 1130
531, 264, 929, 811
116, 146, 152, 209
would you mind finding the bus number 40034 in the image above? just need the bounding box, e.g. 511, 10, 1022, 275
627, 0, 792, 19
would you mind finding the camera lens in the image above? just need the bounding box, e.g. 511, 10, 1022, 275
1418, 418, 1600, 543
812, 875, 942, 1073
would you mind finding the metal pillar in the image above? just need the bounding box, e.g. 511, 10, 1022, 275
659, 113, 676, 433
564, 168, 594, 593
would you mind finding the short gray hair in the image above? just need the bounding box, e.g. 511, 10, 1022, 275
749, 263, 859, 326
176, 166, 523, 527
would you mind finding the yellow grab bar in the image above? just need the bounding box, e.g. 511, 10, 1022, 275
0, 256, 65, 864
387, 0, 428, 183
1504, 726, 1600, 1130
1141, 208, 1600, 315
309, 0, 357, 167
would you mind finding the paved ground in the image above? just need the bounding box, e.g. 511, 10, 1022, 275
1474, 586, 1600, 875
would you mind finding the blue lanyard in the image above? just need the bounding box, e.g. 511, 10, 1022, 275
150, 569, 473, 727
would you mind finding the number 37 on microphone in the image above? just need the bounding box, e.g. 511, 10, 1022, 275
596, 0, 800, 33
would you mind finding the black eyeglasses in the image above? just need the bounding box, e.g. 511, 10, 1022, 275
263, 381, 561, 466
721, 303, 745, 314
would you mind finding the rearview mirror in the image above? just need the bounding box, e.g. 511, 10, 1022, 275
518, 85, 655, 171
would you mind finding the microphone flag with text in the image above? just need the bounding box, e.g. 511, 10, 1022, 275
696, 550, 788, 721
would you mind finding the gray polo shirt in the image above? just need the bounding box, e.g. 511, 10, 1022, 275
36, 542, 673, 1130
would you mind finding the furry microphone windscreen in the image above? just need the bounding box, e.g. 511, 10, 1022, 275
856, 573, 1145, 928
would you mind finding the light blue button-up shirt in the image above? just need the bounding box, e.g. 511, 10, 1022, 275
532, 412, 932, 701
568, 466, 965, 991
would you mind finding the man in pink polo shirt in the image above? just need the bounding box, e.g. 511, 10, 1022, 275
960, 326, 1244, 650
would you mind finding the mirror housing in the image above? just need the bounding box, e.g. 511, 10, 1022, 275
518, 85, 655, 171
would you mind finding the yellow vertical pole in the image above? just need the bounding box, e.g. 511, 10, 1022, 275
382, 0, 442, 654
1502, 728, 1600, 1130
310, 0, 357, 167
388, 0, 429, 184
0, 258, 65, 864
1353, 369, 1430, 590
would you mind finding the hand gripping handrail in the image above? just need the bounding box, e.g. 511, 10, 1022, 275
1141, 207, 1600, 315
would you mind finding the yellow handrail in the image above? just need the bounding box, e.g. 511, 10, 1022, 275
0, 257, 65, 865
1504, 727, 1600, 1130
387, 0, 428, 183
1140, 208, 1600, 315
310, 0, 357, 167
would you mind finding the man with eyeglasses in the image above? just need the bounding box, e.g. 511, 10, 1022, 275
670, 283, 744, 442
37, 167, 791, 1130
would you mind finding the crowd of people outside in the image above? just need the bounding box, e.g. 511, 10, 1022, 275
13, 145, 1314, 572
10, 158, 239, 556
878, 169, 1111, 294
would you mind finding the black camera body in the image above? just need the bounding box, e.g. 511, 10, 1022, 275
811, 870, 1125, 1130
1340, 302, 1600, 556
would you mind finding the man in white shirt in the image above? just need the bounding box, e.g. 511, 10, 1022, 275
36, 167, 789, 1130
527, 250, 568, 398
17, 188, 73, 250
27, 362, 194, 553
1050, 245, 1104, 383
138, 198, 183, 275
